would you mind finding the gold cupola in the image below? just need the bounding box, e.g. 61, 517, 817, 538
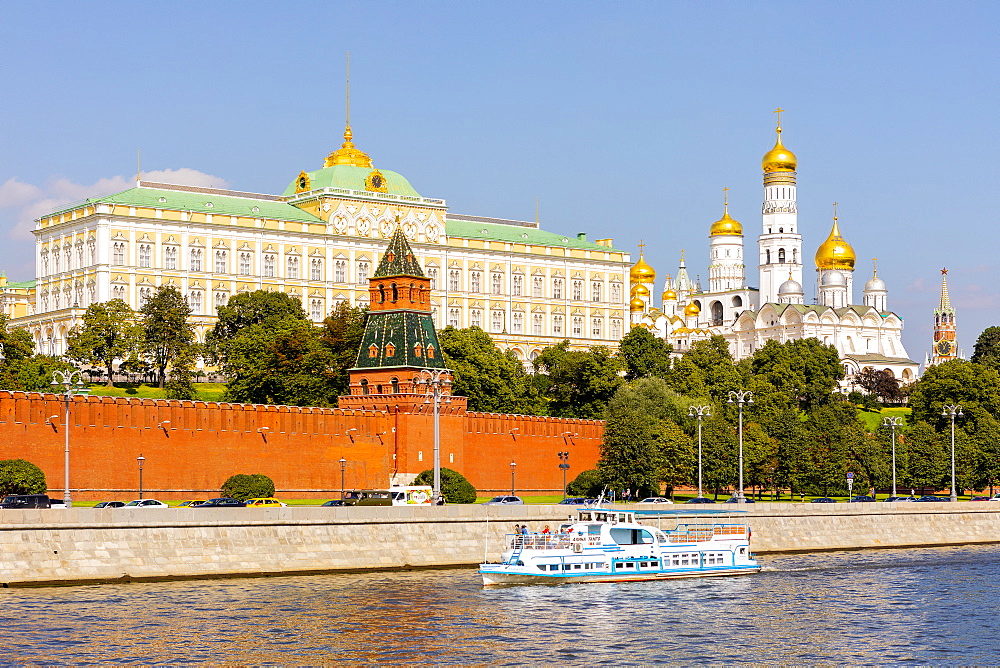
663, 288, 677, 301
324, 124, 374, 168
630, 295, 646, 312
630, 247, 656, 284
815, 216, 856, 270
710, 203, 743, 236
762, 110, 797, 173
683, 301, 701, 317
632, 283, 650, 298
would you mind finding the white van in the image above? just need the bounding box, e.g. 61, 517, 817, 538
390, 486, 433, 506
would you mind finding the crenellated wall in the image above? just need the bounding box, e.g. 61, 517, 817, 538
0, 391, 603, 501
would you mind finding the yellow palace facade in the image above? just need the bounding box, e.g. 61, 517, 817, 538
14, 125, 631, 363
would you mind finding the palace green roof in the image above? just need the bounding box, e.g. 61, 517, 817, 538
446, 217, 622, 251
89, 187, 325, 224
281, 165, 420, 198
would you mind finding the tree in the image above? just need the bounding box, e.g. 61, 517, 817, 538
0, 314, 38, 391
903, 422, 947, 493
971, 326, 1000, 374
744, 338, 844, 412
16, 355, 76, 392
854, 367, 902, 404
413, 468, 477, 503
566, 469, 604, 497
221, 473, 275, 500
439, 326, 543, 414
619, 327, 672, 381
65, 299, 141, 386
909, 360, 1000, 434
210, 290, 307, 342
666, 336, 743, 402
0, 459, 46, 496
140, 286, 196, 388
655, 420, 694, 497
320, 301, 368, 397
534, 342, 623, 419
801, 402, 857, 496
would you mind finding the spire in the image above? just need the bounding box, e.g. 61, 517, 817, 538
324, 53, 374, 168
374, 222, 425, 278
938, 268, 953, 311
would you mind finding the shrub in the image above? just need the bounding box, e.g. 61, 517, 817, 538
0, 459, 47, 496
566, 469, 604, 497
412, 467, 477, 504
221, 473, 275, 501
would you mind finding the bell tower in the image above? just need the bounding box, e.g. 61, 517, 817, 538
927, 268, 959, 366
758, 109, 803, 303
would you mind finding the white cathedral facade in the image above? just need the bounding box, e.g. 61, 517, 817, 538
628, 116, 919, 386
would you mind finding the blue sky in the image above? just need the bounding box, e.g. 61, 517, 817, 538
1, 1, 997, 360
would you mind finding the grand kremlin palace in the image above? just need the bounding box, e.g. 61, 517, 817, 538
12, 125, 632, 361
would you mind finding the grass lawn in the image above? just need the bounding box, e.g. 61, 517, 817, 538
84, 383, 227, 402
856, 406, 911, 432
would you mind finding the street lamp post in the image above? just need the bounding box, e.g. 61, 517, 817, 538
51, 368, 90, 508
416, 368, 452, 505
339, 457, 347, 499
510, 461, 516, 496
689, 405, 711, 498
942, 404, 963, 502
137, 454, 145, 499
727, 390, 754, 503
882, 416, 903, 498
558, 451, 570, 499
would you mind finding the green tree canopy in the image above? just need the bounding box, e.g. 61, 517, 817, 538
619, 326, 673, 381
533, 342, 623, 419
320, 301, 368, 396
66, 299, 141, 387
0, 459, 46, 496
140, 286, 196, 388
439, 326, 542, 414
210, 290, 307, 342
743, 338, 844, 412
971, 326, 1000, 374
566, 469, 604, 497
221, 473, 275, 500
0, 314, 38, 391
666, 335, 743, 402
413, 468, 477, 503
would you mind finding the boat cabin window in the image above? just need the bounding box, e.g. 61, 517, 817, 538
610, 528, 654, 545
654, 530, 668, 544
587, 524, 602, 535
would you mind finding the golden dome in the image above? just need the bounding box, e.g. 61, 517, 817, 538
762, 127, 797, 173
710, 205, 743, 236
663, 289, 677, 301
630, 295, 646, 312
683, 302, 700, 316
324, 124, 374, 168
632, 283, 650, 298
630, 251, 656, 283
815, 218, 856, 270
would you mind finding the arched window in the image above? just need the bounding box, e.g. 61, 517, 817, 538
139, 244, 152, 268
361, 379, 370, 395
391, 377, 399, 394
310, 258, 323, 281
391, 283, 398, 302
190, 247, 203, 271
778, 248, 785, 263
765, 249, 771, 264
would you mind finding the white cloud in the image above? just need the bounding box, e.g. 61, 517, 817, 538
0, 169, 229, 241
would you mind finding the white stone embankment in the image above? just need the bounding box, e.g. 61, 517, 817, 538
1, 503, 998, 586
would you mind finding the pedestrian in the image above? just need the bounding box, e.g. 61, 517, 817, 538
520, 524, 529, 535
542, 525, 551, 535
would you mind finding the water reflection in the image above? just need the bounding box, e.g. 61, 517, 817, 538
2, 545, 999, 664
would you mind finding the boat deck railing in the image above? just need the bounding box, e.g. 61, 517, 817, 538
506, 533, 601, 551
664, 523, 747, 543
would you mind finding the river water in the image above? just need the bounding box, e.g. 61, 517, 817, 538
2, 544, 998, 664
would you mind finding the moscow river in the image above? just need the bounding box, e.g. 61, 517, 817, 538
2, 544, 998, 664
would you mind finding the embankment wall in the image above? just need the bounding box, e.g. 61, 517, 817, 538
1, 503, 999, 586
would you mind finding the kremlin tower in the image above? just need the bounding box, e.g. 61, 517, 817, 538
926, 268, 960, 367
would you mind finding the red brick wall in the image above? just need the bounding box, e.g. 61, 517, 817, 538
0, 391, 603, 501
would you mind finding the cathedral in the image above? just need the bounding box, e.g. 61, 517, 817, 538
628, 112, 919, 386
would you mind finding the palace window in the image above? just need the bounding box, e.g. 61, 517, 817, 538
591, 318, 602, 337
553, 315, 564, 335
239, 252, 252, 275
592, 282, 602, 302
334, 260, 346, 282
112, 285, 126, 300
471, 309, 482, 328
533, 313, 543, 335
286, 256, 299, 279
470, 271, 481, 293
553, 278, 563, 299
76, 243, 84, 267
164, 246, 178, 270
449, 269, 460, 291
139, 286, 153, 306
572, 316, 583, 336
492, 310, 504, 333
532, 276, 543, 298
512, 312, 523, 333
215, 250, 228, 273
75, 284, 83, 306
65, 246, 72, 269
310, 258, 323, 281
87, 285, 95, 304
263, 254, 275, 277
572, 280, 583, 300
113, 243, 128, 266
448, 308, 460, 327
53, 248, 60, 273
611, 282, 622, 302
138, 244, 152, 268
52, 290, 60, 309
492, 272, 503, 294
357, 260, 370, 283
214, 291, 229, 311
41, 251, 49, 274
189, 290, 203, 314
427, 267, 438, 289
190, 248, 203, 271
611, 320, 622, 339
88, 239, 96, 264
513, 275, 523, 296
310, 298, 323, 319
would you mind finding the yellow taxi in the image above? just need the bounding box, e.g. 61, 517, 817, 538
174, 500, 207, 508
245, 498, 287, 508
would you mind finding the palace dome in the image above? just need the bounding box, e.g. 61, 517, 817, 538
710, 207, 743, 236
762, 128, 797, 173
815, 219, 856, 270
683, 302, 701, 316
630, 252, 656, 283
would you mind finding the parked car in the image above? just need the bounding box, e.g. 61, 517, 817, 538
558, 497, 591, 505
915, 495, 950, 502
989, 493, 1000, 502
848, 496, 876, 502
970, 496, 991, 501
245, 498, 287, 508
122, 499, 169, 509
0, 494, 51, 509
639, 497, 674, 504
49, 499, 67, 509
93, 501, 126, 509
173, 500, 207, 509
321, 499, 348, 506
482, 496, 524, 505
723, 496, 755, 503
193, 498, 247, 508
884, 496, 916, 502
685, 497, 717, 504
810, 497, 837, 503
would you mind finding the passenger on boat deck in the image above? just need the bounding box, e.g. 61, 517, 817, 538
542, 525, 551, 535
513, 524, 521, 534
520, 525, 529, 535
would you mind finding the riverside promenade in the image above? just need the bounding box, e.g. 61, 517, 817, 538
1, 503, 998, 586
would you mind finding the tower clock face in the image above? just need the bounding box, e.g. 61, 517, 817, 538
936, 340, 952, 356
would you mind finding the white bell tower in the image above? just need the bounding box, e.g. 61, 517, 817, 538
758, 109, 803, 304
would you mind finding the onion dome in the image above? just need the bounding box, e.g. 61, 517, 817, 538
865, 261, 886, 292
630, 295, 646, 312
663, 289, 677, 301
761, 126, 797, 173
778, 276, 804, 295
683, 302, 701, 317
710, 205, 743, 236
632, 283, 650, 298
815, 218, 856, 270
324, 124, 374, 168
820, 269, 847, 287
630, 251, 656, 284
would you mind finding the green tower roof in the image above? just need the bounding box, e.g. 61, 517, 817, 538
373, 227, 425, 278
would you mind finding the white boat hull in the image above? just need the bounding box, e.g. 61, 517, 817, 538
480, 564, 761, 586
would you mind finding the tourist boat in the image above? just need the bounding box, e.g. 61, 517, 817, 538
479, 507, 761, 586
